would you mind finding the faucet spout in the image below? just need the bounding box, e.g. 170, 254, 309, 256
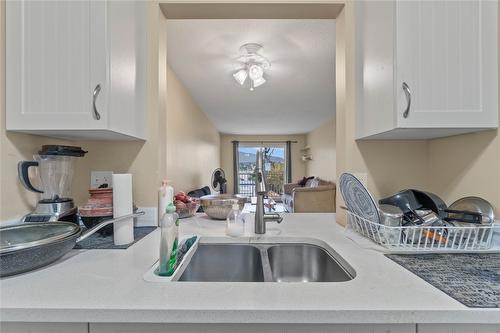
254, 150, 282, 234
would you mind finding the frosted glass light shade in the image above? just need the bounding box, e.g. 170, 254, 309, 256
253, 76, 266, 88
233, 69, 248, 85
248, 64, 264, 80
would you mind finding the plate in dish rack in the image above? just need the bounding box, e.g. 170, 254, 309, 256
339, 173, 380, 225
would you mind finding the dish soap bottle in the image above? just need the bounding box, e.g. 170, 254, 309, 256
158, 201, 179, 276
226, 203, 244, 237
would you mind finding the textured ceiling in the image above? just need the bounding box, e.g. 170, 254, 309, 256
167, 19, 336, 135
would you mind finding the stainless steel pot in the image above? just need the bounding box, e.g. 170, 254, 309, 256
379, 204, 403, 227
0, 212, 144, 277
378, 204, 403, 243
446, 196, 495, 225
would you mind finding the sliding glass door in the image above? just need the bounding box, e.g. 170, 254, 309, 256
236, 144, 287, 197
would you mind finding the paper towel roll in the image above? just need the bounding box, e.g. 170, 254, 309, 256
113, 174, 134, 245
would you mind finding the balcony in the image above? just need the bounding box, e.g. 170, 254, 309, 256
238, 171, 284, 197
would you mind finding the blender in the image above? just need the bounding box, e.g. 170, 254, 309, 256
18, 145, 87, 223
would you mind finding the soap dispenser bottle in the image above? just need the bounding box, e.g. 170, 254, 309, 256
226, 203, 244, 237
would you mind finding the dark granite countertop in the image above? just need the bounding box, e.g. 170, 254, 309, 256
387, 253, 500, 308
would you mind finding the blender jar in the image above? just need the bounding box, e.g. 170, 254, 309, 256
18, 145, 87, 202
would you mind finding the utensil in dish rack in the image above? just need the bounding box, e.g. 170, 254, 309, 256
411, 189, 448, 219
339, 173, 381, 228
379, 190, 427, 225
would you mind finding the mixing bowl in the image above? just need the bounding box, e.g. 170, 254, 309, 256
200, 194, 247, 220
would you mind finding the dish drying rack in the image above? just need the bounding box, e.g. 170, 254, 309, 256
345, 210, 496, 252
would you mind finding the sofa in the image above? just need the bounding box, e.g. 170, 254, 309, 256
281, 178, 336, 213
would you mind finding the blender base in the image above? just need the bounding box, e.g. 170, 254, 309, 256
22, 200, 78, 224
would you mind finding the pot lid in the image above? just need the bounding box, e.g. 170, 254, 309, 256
38, 145, 87, 157
0, 222, 80, 254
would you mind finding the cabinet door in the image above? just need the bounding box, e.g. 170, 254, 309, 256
355, 0, 397, 139
6, 0, 106, 131
395, 0, 498, 129
106, 0, 147, 139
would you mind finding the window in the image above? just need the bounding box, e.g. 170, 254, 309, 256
236, 144, 287, 197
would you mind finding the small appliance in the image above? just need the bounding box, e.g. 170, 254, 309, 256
211, 168, 227, 194
18, 145, 87, 224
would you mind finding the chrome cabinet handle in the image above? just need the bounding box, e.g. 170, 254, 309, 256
92, 84, 101, 120
402, 82, 411, 118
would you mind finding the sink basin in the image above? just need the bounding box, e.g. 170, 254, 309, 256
178, 244, 264, 282
267, 244, 353, 282
171, 241, 355, 283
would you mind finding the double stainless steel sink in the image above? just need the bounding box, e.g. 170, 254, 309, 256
176, 242, 355, 283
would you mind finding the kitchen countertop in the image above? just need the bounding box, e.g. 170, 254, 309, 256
1, 213, 499, 324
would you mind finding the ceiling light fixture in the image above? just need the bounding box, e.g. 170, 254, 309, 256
233, 69, 248, 85
233, 43, 270, 91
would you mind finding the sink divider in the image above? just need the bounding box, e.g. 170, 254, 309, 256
258, 246, 274, 282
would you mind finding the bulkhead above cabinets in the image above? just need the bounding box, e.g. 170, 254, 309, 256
6, 1, 147, 141
355, 0, 498, 140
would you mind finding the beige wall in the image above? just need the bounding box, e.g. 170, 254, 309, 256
427, 131, 499, 214
306, 117, 336, 182
166, 66, 221, 193
0, 2, 167, 222
220, 134, 307, 194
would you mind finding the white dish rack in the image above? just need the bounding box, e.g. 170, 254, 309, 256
345, 210, 497, 252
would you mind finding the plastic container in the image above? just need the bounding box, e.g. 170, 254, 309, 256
226, 203, 244, 237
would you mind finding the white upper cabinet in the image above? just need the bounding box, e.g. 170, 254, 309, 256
356, 0, 498, 140
6, 1, 146, 140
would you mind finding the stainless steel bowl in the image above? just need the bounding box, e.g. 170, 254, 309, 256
200, 194, 247, 220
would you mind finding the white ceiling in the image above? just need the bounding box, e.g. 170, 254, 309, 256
166, 19, 336, 135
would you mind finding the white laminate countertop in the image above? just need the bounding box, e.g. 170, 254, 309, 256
0, 213, 498, 324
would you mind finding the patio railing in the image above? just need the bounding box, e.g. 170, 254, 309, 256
238, 171, 284, 197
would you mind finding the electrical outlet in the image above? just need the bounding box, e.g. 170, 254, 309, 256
352, 172, 368, 188
90, 171, 113, 189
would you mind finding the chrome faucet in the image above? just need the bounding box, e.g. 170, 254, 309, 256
254, 150, 283, 234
